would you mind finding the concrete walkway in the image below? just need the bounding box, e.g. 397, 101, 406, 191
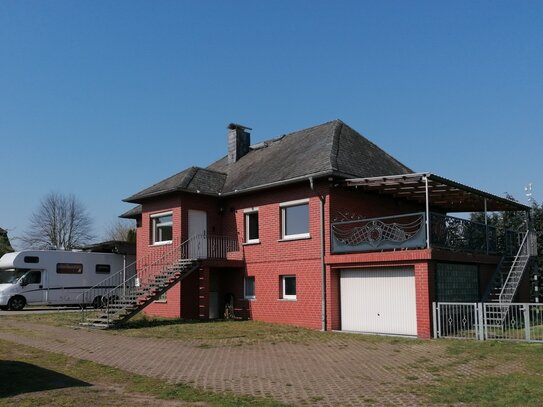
0, 320, 458, 406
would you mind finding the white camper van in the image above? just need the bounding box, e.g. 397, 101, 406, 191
0, 250, 135, 310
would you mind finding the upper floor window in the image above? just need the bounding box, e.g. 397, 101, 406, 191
151, 212, 173, 245
280, 199, 310, 240
244, 208, 259, 243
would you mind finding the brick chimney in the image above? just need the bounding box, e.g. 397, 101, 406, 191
227, 123, 251, 163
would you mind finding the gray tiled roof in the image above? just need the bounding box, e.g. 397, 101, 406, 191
124, 167, 227, 202
119, 205, 142, 219
207, 119, 412, 194
124, 119, 412, 203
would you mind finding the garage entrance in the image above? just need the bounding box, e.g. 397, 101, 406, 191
340, 267, 417, 336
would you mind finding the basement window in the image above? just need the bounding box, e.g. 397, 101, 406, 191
244, 276, 255, 299
151, 212, 173, 245
244, 208, 259, 243
281, 275, 296, 300
280, 199, 309, 240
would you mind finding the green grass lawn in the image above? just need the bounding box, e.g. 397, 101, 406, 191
0, 338, 291, 407
408, 339, 543, 407
3, 310, 416, 346
5, 310, 543, 406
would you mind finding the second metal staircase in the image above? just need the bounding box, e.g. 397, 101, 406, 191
483, 230, 537, 326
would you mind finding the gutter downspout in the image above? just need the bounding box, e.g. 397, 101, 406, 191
309, 177, 327, 331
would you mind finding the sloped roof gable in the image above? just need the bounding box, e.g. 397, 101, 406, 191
124, 119, 412, 203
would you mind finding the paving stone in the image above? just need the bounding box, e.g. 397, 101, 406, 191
0, 320, 474, 406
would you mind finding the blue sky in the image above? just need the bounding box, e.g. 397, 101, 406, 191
1, 1, 542, 247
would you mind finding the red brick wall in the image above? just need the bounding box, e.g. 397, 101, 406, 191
222, 182, 329, 329
137, 195, 183, 318
145, 283, 181, 318
329, 186, 422, 222
132, 182, 500, 338
327, 265, 341, 330
415, 262, 433, 339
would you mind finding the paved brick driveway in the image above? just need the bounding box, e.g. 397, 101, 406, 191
0, 320, 468, 406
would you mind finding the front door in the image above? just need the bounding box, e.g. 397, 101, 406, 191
188, 209, 207, 259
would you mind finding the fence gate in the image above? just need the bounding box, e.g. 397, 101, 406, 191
433, 302, 483, 340
433, 302, 543, 342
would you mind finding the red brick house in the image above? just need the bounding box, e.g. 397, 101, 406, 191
120, 120, 532, 338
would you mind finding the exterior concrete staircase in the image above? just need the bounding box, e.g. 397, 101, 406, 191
483, 230, 537, 327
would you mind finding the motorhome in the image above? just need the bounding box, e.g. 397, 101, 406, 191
0, 249, 135, 310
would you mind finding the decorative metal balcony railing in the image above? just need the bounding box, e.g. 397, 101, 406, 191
331, 212, 427, 253
331, 212, 500, 254
429, 213, 497, 254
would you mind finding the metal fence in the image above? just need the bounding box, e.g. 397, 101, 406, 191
433, 302, 543, 342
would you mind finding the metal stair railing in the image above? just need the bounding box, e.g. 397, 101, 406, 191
78, 235, 192, 323
79, 234, 240, 325
498, 231, 530, 304
498, 230, 536, 305
94, 257, 201, 327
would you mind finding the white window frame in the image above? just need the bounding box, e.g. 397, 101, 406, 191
244, 276, 256, 300
244, 208, 260, 244
280, 199, 310, 240
281, 275, 296, 300
151, 211, 173, 245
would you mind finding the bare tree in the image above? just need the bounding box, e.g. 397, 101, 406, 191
0, 228, 13, 257
21, 192, 94, 249
104, 219, 136, 243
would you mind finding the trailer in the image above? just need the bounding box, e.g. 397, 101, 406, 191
0, 249, 135, 310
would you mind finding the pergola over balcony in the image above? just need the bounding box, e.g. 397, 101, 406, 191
331, 173, 530, 255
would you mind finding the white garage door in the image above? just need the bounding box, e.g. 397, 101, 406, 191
340, 267, 417, 336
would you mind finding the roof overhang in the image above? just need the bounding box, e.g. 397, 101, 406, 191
345, 173, 529, 212
119, 205, 142, 219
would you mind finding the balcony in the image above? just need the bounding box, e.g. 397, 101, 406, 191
331, 212, 500, 255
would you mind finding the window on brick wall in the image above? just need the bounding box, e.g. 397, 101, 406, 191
244, 208, 259, 243
244, 276, 255, 299
281, 275, 296, 300
151, 212, 173, 245
280, 199, 309, 240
